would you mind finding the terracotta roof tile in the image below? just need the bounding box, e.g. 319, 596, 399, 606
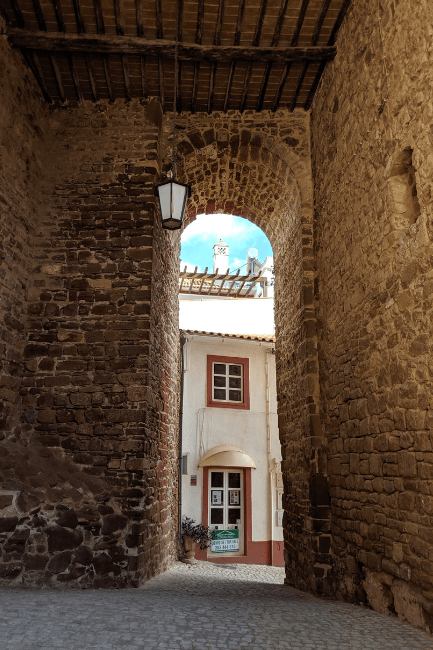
181, 329, 275, 342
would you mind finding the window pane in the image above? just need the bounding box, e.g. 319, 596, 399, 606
229, 390, 242, 402
229, 490, 240, 505
229, 365, 242, 376
214, 389, 226, 401
229, 377, 241, 389
211, 508, 224, 525
211, 472, 224, 488
214, 376, 226, 388
211, 490, 223, 505
228, 508, 241, 524
228, 473, 241, 488
214, 364, 226, 375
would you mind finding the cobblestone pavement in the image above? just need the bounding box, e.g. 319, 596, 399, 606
1, 561, 432, 650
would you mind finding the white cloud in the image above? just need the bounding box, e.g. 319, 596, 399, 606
230, 257, 247, 272
180, 260, 201, 273
181, 213, 257, 245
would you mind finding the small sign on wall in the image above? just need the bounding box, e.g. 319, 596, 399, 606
190, 475, 197, 486
211, 529, 239, 553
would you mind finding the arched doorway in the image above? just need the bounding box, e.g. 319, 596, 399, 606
162, 115, 332, 593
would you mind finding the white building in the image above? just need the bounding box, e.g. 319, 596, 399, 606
180, 330, 284, 566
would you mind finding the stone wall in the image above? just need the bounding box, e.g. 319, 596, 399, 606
0, 18, 48, 442
0, 24, 180, 585
311, 0, 433, 632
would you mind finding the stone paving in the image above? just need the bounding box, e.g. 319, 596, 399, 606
0, 561, 432, 650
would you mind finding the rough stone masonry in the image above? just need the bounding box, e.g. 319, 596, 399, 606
1, 0, 433, 637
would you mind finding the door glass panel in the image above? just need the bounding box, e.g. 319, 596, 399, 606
211, 490, 223, 505
211, 508, 224, 524
228, 508, 241, 524
211, 472, 224, 488
229, 490, 240, 505
228, 473, 241, 488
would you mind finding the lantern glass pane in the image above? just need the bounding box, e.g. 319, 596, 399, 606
158, 183, 172, 220
171, 182, 187, 222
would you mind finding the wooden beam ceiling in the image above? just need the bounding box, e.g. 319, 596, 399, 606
7, 30, 337, 63
2, 0, 352, 112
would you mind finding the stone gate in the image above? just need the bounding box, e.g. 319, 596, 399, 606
0, 0, 432, 635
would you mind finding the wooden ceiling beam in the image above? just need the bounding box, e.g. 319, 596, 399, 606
68, 54, 83, 103
72, 0, 85, 34
93, 0, 105, 34
85, 54, 99, 101
140, 55, 148, 98
328, 0, 352, 46
155, 0, 164, 110
135, 0, 143, 37
223, 0, 245, 113
123, 55, 131, 101
114, 0, 124, 36
304, 0, 351, 110
239, 0, 268, 112
288, 62, 307, 111
289, 0, 331, 111
92, 0, 114, 103
23, 49, 52, 103
176, 0, 184, 113
159, 58, 165, 110
32, 0, 47, 31
155, 0, 163, 39
208, 0, 225, 114
52, 0, 65, 31
50, 52, 67, 103
311, 0, 332, 45
256, 0, 288, 111
32, 0, 67, 106
9, 0, 25, 28
272, 0, 310, 112
103, 57, 114, 102
191, 0, 204, 114
112, 0, 130, 103
8, 29, 336, 64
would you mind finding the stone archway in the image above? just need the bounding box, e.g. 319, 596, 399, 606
169, 112, 332, 594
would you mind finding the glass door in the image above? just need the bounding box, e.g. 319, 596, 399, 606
208, 469, 244, 555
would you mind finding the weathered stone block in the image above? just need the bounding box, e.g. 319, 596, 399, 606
46, 526, 83, 552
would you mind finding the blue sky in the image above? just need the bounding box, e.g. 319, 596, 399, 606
180, 214, 273, 273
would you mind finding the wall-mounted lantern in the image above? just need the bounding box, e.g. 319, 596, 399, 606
156, 174, 191, 230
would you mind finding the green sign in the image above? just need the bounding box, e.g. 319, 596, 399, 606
211, 529, 239, 553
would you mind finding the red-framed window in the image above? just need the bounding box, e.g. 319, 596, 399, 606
206, 355, 250, 410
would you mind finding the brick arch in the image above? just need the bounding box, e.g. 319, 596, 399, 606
173, 121, 331, 594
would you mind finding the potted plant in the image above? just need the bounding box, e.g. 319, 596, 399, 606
181, 517, 213, 564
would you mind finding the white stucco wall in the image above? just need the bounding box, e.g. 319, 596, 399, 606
181, 333, 283, 544
179, 297, 275, 336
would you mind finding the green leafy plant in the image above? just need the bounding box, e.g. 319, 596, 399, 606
181, 517, 213, 551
